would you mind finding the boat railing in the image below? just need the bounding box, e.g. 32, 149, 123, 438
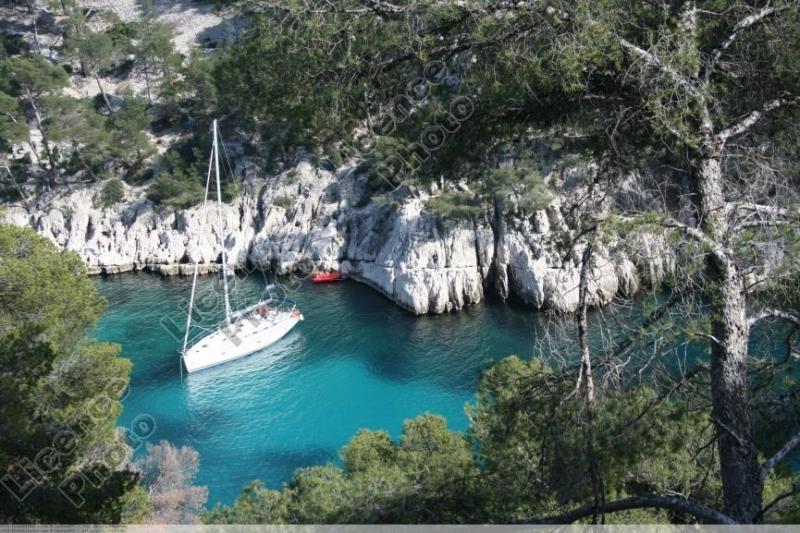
229, 296, 297, 321
182, 297, 298, 353
182, 324, 218, 354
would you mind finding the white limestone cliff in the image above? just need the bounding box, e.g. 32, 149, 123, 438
3, 160, 673, 314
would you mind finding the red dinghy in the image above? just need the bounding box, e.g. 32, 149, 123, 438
311, 272, 343, 283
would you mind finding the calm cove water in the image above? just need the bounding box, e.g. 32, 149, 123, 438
94, 273, 542, 505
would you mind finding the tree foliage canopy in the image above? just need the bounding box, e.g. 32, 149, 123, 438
0, 225, 145, 523
200, 0, 800, 523
204, 355, 798, 524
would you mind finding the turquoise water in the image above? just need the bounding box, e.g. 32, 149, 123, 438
94, 273, 542, 506
94, 273, 799, 506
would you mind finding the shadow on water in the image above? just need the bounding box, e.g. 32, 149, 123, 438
329, 280, 540, 392
255, 446, 338, 479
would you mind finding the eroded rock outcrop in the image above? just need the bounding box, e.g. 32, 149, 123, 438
3, 161, 672, 314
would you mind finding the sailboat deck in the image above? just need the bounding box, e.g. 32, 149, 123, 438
183, 310, 302, 373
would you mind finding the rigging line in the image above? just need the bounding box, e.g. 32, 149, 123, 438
181, 132, 215, 372
218, 126, 241, 196
220, 134, 239, 194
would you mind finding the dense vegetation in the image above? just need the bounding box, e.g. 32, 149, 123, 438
0, 0, 193, 204
205, 351, 799, 524
0, 225, 209, 524
0, 225, 145, 523
1, 0, 799, 525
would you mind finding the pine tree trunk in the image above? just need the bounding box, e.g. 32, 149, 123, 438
143, 65, 153, 105
94, 72, 114, 114
25, 90, 58, 187
577, 243, 603, 521
697, 138, 762, 522
491, 194, 509, 300
708, 255, 761, 523
28, 1, 42, 54
74, 146, 98, 181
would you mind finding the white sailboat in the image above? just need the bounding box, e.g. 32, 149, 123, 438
181, 120, 303, 374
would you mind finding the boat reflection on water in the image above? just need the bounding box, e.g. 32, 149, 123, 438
184, 332, 307, 395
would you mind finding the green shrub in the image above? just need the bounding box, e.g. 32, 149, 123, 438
485, 167, 552, 212
273, 195, 295, 210
147, 169, 205, 209
284, 169, 300, 185
0, 30, 29, 60
145, 146, 238, 209
94, 178, 126, 208
425, 191, 482, 219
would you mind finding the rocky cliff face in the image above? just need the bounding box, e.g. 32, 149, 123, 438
1, 0, 673, 315
3, 160, 673, 314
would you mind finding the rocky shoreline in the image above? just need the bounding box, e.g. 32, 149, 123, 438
3, 161, 673, 315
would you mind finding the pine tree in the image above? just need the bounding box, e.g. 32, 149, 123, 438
0, 55, 68, 185
0, 225, 146, 523
60, 6, 117, 114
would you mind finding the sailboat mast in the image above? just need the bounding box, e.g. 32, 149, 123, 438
181, 147, 215, 358
213, 119, 232, 325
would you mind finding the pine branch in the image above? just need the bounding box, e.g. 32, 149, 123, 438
760, 432, 800, 482
747, 309, 800, 328
522, 495, 737, 524
704, 4, 795, 78
754, 484, 800, 522
616, 36, 701, 98
718, 95, 800, 143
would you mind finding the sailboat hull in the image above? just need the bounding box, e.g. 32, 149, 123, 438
182, 312, 302, 373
